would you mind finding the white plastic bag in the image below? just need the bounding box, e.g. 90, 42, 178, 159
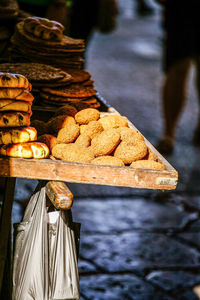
12, 181, 80, 300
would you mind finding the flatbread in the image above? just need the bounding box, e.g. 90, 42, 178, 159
42, 85, 97, 98
40, 91, 88, 102
66, 69, 91, 83
0, 63, 71, 83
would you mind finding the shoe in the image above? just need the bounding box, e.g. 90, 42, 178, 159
156, 138, 174, 155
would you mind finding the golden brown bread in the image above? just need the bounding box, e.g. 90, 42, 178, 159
0, 100, 32, 113
99, 115, 128, 130
0, 142, 49, 158
0, 73, 31, 90
0, 126, 37, 145
37, 134, 57, 152
0, 112, 31, 127
47, 115, 76, 134
23, 17, 64, 41
114, 140, 148, 164
52, 143, 94, 163
0, 89, 34, 102
91, 156, 125, 166
57, 124, 80, 144
90, 128, 121, 156
75, 108, 100, 124
130, 160, 165, 170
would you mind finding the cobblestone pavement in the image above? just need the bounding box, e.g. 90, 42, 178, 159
12, 0, 200, 299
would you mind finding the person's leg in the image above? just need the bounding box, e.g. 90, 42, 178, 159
193, 56, 200, 145
156, 57, 192, 154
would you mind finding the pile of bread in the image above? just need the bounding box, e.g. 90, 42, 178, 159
0, 72, 49, 158
0, 62, 100, 109
33, 106, 165, 170
10, 16, 85, 70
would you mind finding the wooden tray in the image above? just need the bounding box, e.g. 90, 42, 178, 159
0, 96, 178, 190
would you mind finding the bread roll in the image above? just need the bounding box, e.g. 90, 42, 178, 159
0, 142, 49, 158
0, 127, 37, 145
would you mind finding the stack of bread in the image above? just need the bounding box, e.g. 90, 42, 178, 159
0, 72, 49, 158
33, 107, 165, 170
10, 16, 85, 70
0, 62, 101, 109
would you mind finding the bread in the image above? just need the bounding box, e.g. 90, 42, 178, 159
0, 73, 31, 90
99, 115, 128, 130
0, 112, 30, 127
75, 108, 100, 124
23, 17, 64, 41
37, 134, 57, 152
0, 142, 49, 158
0, 88, 34, 102
0, 126, 37, 145
0, 100, 32, 113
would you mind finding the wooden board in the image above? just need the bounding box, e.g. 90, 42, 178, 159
0, 96, 178, 190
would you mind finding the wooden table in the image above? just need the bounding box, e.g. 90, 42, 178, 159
0, 98, 178, 298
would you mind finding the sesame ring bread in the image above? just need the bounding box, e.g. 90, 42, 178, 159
0, 142, 49, 158
130, 160, 165, 170
79, 121, 104, 139
0, 89, 34, 102
91, 156, 125, 166
75, 108, 100, 125
99, 114, 128, 130
47, 115, 76, 134
0, 127, 37, 145
74, 134, 91, 148
57, 124, 80, 144
23, 17, 64, 41
114, 140, 148, 164
0, 112, 31, 127
116, 127, 144, 143
0, 73, 31, 90
52, 143, 94, 163
91, 128, 121, 157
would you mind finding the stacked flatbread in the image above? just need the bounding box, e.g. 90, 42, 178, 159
40, 83, 100, 109
0, 62, 101, 108
0, 62, 72, 95
0, 72, 49, 158
9, 17, 85, 70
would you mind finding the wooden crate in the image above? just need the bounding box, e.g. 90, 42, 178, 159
0, 98, 178, 190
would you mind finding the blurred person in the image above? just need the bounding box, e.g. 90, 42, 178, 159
155, 0, 200, 155
68, 0, 119, 48
135, 0, 153, 16
17, 0, 68, 26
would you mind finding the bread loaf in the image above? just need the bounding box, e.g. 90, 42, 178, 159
0, 142, 49, 158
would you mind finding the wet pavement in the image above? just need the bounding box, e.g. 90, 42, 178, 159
12, 0, 200, 299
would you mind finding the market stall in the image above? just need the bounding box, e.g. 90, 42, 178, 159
0, 6, 178, 299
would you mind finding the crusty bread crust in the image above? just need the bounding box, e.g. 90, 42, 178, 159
0, 100, 32, 113
0, 127, 37, 145
0, 73, 31, 90
0, 142, 49, 158
0, 89, 34, 102
0, 112, 31, 127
